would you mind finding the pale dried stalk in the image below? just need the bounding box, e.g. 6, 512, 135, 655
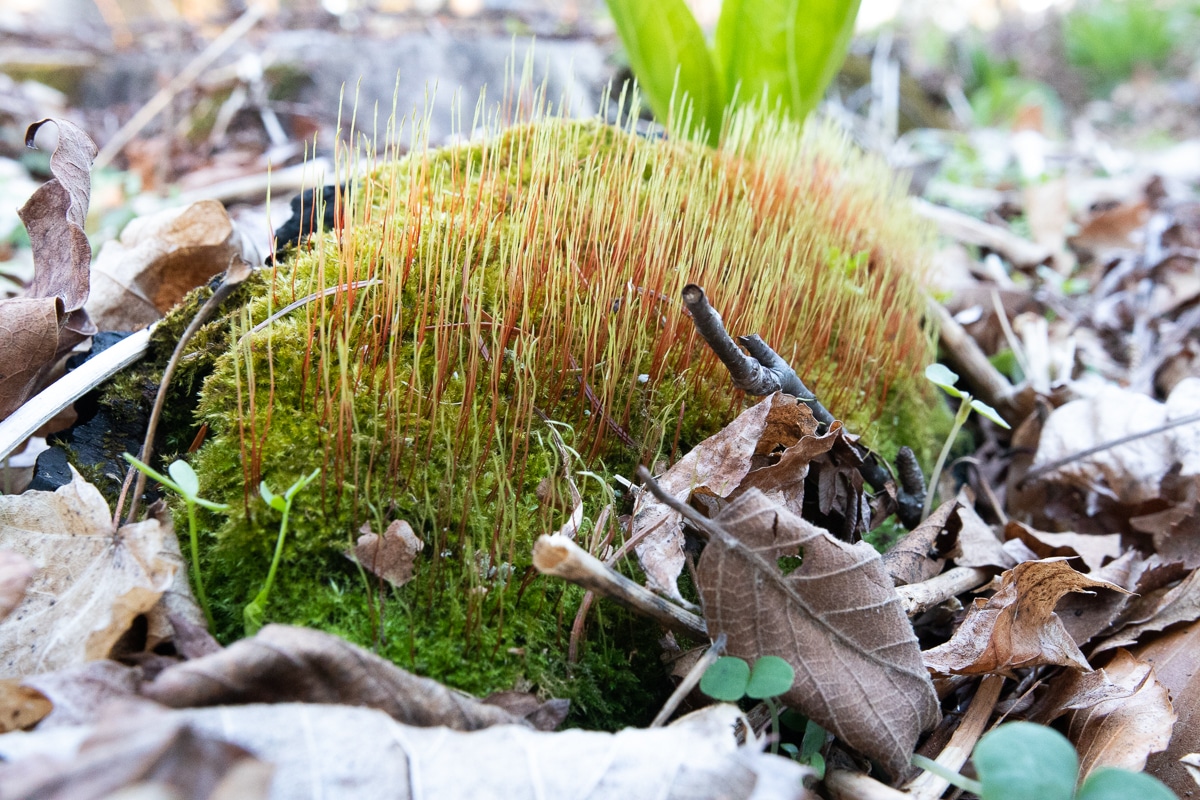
904, 673, 1004, 800
532, 534, 707, 640
650, 632, 727, 728
825, 769, 910, 800
913, 198, 1051, 271
896, 566, 992, 617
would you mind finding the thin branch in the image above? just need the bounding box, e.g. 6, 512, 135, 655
532, 534, 708, 640
125, 259, 253, 522
650, 632, 726, 727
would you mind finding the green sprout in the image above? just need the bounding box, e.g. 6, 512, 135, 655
124, 454, 228, 629
923, 363, 1011, 520
244, 467, 321, 636
912, 721, 1176, 800
700, 655, 812, 765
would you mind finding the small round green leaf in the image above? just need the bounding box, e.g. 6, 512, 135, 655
925, 363, 962, 394
259, 482, 285, 511
1076, 767, 1177, 800
168, 460, 200, 499
700, 656, 750, 702
745, 655, 795, 699
975, 722, 1077, 800
969, 398, 1012, 429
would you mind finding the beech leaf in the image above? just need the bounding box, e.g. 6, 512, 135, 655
689, 488, 940, 777
923, 559, 1127, 677
0, 467, 178, 679
346, 519, 424, 588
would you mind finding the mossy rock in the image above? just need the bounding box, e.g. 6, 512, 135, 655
185, 110, 941, 728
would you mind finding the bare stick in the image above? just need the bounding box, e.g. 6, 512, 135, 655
913, 198, 1052, 271
650, 632, 726, 727
895, 566, 991, 617
126, 259, 253, 522
533, 534, 708, 640
905, 673, 1004, 800
0, 328, 153, 462
93, 5, 266, 170
825, 769, 911, 800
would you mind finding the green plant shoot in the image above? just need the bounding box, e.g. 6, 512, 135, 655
124, 454, 228, 629
700, 655, 797, 756
604, 0, 862, 144
914, 721, 1177, 800
922, 363, 1011, 520
245, 467, 321, 636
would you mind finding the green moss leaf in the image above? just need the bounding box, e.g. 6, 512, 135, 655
975, 722, 1077, 800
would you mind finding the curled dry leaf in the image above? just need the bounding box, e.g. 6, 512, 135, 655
694, 489, 939, 777
1094, 566, 1200, 654
1065, 649, 1176, 779
0, 702, 815, 800
346, 519, 424, 588
86, 200, 260, 331
142, 624, 527, 731
883, 499, 960, 586
0, 118, 98, 421
0, 467, 178, 679
0, 550, 35, 622
951, 490, 1016, 570
923, 559, 1127, 677
631, 393, 818, 597
21, 660, 144, 729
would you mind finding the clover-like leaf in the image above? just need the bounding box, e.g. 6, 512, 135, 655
1076, 766, 1176, 800
746, 655, 795, 700
700, 656, 750, 702
974, 722, 1077, 800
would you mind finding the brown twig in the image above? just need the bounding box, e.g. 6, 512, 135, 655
532, 534, 708, 640
125, 259, 253, 522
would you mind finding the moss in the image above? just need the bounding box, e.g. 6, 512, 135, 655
179, 110, 942, 727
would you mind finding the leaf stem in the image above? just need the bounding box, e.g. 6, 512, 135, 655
910, 754, 983, 796
922, 397, 973, 520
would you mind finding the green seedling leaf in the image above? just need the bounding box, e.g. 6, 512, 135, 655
714, 0, 861, 122
969, 398, 1011, 429
244, 591, 266, 636
167, 459, 200, 499
700, 656, 751, 701
1076, 767, 1177, 800
125, 453, 228, 512
284, 467, 322, 501
745, 655, 795, 699
260, 482, 285, 512
924, 363, 963, 396
800, 719, 825, 760
604, 0, 722, 144
974, 722, 1077, 800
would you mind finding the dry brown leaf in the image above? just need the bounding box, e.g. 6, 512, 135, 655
0, 680, 53, 732
695, 489, 939, 777
1095, 566, 1200, 653
952, 491, 1017, 570
0, 468, 178, 679
0, 550, 35, 622
483, 690, 570, 732
0, 119, 98, 421
1003, 521, 1123, 573
0, 705, 271, 800
346, 519, 424, 588
1030, 379, 1200, 508
1065, 649, 1175, 779
883, 499, 960, 586
22, 660, 144, 729
142, 624, 527, 731
632, 393, 817, 597
1140, 619, 1200, 796
923, 559, 1126, 677
0, 702, 814, 800
86, 200, 258, 330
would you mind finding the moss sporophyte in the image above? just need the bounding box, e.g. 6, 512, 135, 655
173, 102, 941, 726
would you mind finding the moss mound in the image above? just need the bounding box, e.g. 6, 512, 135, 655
186, 111, 939, 727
